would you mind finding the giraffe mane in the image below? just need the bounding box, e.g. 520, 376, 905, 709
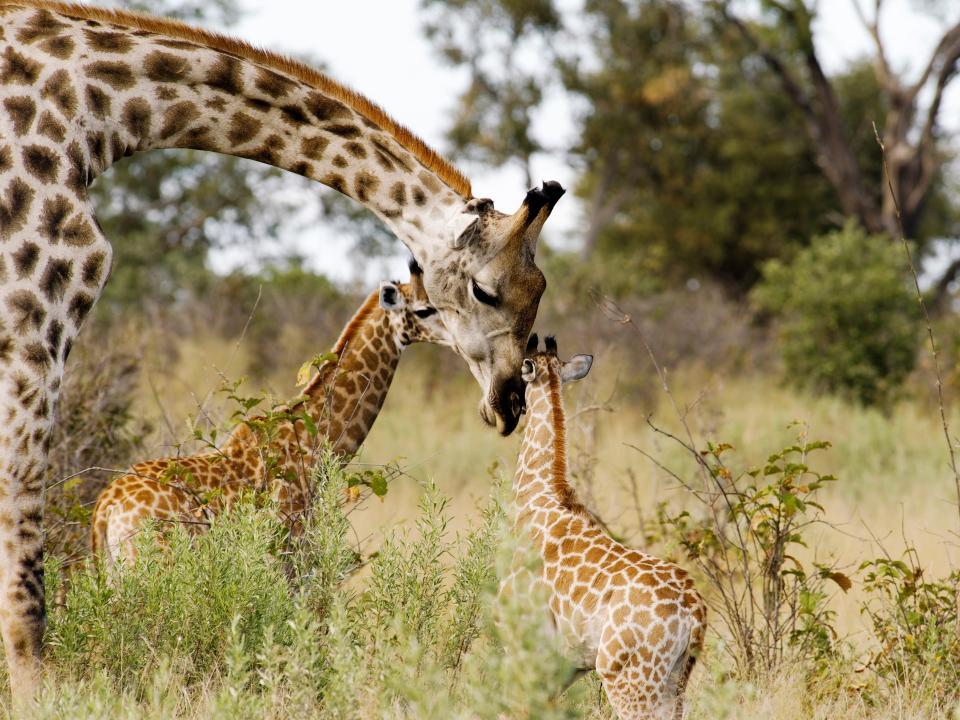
546, 363, 588, 517
2, 0, 473, 198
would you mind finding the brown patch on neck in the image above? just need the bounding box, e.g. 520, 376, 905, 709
545, 367, 587, 516
6, 0, 472, 198
302, 289, 383, 396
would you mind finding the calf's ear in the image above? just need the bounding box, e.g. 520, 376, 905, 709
379, 282, 405, 311
560, 354, 593, 384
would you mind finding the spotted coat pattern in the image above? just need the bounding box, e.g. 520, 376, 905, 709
504, 342, 707, 720
90, 277, 451, 567
0, 1, 562, 699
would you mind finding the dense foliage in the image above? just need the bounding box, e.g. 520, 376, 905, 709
753, 223, 920, 406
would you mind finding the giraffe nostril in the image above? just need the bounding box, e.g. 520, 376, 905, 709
510, 392, 522, 418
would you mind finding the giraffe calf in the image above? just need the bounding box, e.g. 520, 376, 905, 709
505, 335, 707, 720
91, 264, 452, 567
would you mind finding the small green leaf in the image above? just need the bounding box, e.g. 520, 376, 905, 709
300, 413, 318, 439
367, 472, 388, 497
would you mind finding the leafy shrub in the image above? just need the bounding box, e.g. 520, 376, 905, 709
46, 504, 295, 689
314, 481, 576, 718
753, 222, 920, 406
661, 427, 847, 680
860, 549, 960, 708
38, 457, 599, 719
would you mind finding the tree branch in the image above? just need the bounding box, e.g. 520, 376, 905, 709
928, 257, 960, 312
916, 25, 960, 152
717, 4, 818, 126
581, 147, 648, 258
850, 0, 895, 90
717, 1, 879, 228
908, 21, 960, 103
900, 23, 960, 221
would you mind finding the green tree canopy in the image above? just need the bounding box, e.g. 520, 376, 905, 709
423, 0, 959, 296
753, 222, 920, 406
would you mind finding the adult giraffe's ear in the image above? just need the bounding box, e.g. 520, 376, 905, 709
521, 358, 537, 383
447, 198, 492, 249
560, 354, 593, 384
379, 282, 405, 311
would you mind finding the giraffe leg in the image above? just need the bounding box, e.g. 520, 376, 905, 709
599, 673, 668, 720
0, 366, 58, 705
0, 197, 111, 699
597, 623, 687, 720
670, 655, 697, 720
669, 601, 706, 719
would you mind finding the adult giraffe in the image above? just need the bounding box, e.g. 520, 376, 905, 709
0, 1, 563, 700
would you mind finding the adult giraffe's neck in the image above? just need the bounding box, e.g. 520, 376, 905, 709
300, 290, 402, 457
3, 3, 469, 250
514, 372, 585, 545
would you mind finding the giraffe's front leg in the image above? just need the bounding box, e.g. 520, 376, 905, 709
0, 364, 60, 705
0, 199, 111, 702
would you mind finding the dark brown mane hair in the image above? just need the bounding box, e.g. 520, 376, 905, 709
545, 357, 588, 516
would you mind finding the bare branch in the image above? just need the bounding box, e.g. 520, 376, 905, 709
911, 25, 960, 189
717, 4, 818, 125
875, 123, 960, 528
909, 21, 960, 102
715, 1, 879, 228
929, 258, 960, 311
850, 0, 894, 88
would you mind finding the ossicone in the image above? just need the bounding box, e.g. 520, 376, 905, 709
522, 181, 566, 224
526, 333, 539, 355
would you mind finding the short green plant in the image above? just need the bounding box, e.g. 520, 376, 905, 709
753, 221, 920, 406
860, 548, 960, 708
661, 427, 847, 679
46, 503, 295, 690
38, 453, 612, 718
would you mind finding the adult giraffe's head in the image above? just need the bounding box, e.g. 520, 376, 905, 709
415, 181, 564, 435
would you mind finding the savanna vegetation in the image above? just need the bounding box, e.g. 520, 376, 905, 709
25, 0, 960, 718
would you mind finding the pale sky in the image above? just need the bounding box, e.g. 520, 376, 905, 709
203, 0, 960, 283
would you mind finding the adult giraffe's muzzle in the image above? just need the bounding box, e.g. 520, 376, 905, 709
481, 373, 526, 436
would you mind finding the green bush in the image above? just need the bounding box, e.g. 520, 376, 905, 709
37, 457, 599, 719
661, 428, 845, 680
860, 549, 960, 709
45, 504, 295, 690
753, 222, 920, 406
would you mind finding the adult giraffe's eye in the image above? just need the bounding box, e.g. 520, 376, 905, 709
471, 279, 498, 307
414, 307, 437, 318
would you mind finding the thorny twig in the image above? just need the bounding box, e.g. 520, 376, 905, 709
874, 123, 960, 529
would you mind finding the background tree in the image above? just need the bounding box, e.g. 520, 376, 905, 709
424, 0, 959, 296
753, 222, 920, 406
562, 0, 843, 292
711, 0, 960, 293
421, 0, 561, 188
